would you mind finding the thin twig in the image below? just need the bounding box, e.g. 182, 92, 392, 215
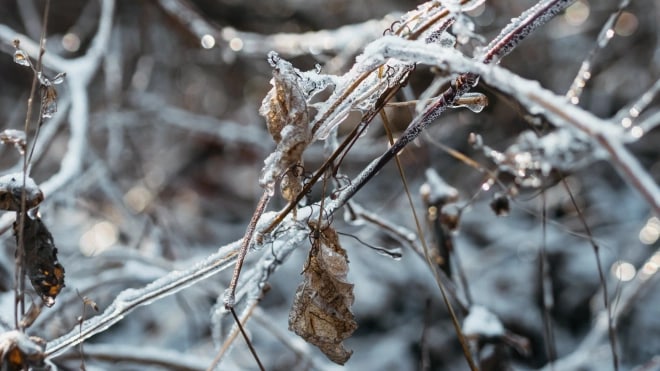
561, 178, 619, 370
209, 288, 267, 370
223, 191, 271, 309
382, 110, 477, 370
229, 307, 265, 371
566, 0, 631, 105
539, 192, 557, 365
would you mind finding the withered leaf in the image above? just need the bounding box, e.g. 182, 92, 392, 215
288, 224, 357, 365
258, 53, 311, 190
0, 173, 44, 212
15, 215, 65, 307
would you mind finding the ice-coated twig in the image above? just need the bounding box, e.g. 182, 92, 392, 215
566, 0, 631, 105
221, 16, 397, 58
58, 343, 212, 371
222, 191, 272, 309
127, 93, 272, 150
615, 79, 660, 138
0, 0, 116, 198
479, 0, 575, 64
539, 250, 659, 371
637, 111, 660, 136
45, 237, 242, 357
324, 36, 660, 215
156, 0, 395, 58
327, 0, 577, 213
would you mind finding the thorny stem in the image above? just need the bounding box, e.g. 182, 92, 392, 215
224, 190, 271, 309
331, 72, 478, 209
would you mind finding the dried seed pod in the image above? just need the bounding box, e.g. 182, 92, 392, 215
490, 192, 510, 216
440, 203, 461, 232
289, 222, 357, 365
15, 215, 65, 307
0, 130, 27, 155
0, 174, 44, 211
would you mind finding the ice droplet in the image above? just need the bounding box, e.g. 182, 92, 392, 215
200, 34, 216, 49
373, 246, 402, 260
453, 92, 488, 113
13, 50, 31, 67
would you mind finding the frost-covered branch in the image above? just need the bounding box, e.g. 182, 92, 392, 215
59, 343, 212, 371
325, 36, 660, 215
0, 0, 115, 198
326, 0, 577, 214
540, 252, 659, 371
44, 238, 241, 357
219, 17, 397, 58
45, 210, 308, 359
156, 0, 396, 58
127, 93, 272, 150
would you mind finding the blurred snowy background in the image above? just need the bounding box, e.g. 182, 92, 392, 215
0, 0, 658, 370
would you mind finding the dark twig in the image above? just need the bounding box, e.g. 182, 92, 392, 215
229, 307, 265, 371
539, 192, 557, 364
561, 177, 619, 370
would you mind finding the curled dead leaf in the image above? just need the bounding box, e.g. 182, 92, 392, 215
258, 53, 311, 194
288, 223, 357, 365
15, 215, 65, 307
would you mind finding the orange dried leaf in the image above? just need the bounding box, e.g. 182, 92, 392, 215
288, 224, 357, 365
15, 216, 65, 307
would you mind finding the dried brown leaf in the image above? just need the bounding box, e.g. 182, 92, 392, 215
0, 173, 44, 211
15, 216, 65, 307
258, 54, 311, 191
288, 223, 357, 365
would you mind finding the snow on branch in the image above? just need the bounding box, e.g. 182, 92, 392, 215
328, 36, 660, 215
